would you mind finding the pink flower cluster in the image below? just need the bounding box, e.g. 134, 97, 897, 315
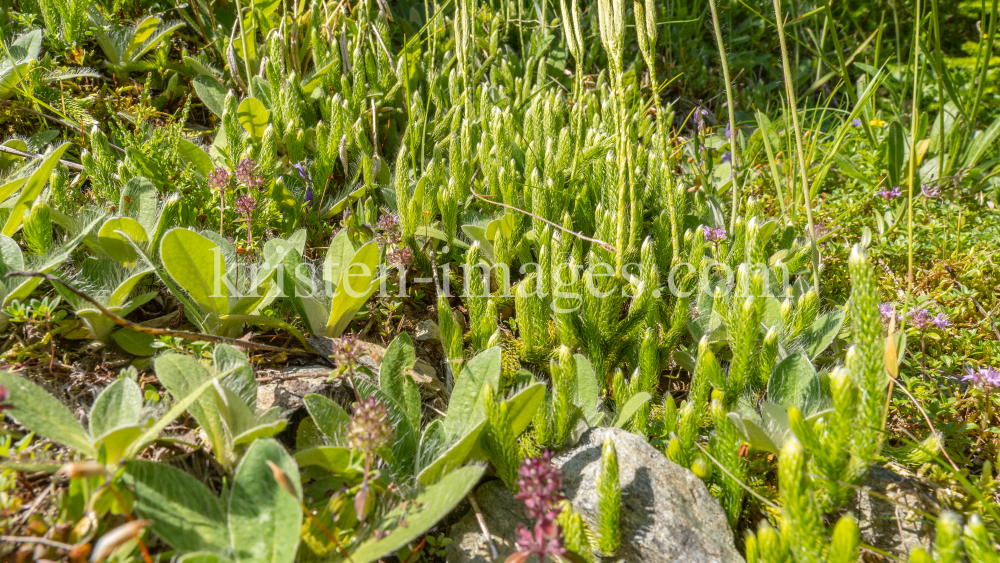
508, 451, 568, 563
962, 366, 1000, 390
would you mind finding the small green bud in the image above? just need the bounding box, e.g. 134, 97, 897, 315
690, 454, 712, 480
827, 515, 860, 563
23, 200, 52, 256
744, 530, 760, 563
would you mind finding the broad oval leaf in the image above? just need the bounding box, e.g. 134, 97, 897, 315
322, 229, 355, 292
611, 392, 652, 428
325, 241, 382, 337
127, 459, 229, 554
237, 97, 270, 139
444, 347, 502, 440
119, 177, 159, 233
801, 310, 845, 360
505, 382, 546, 436
349, 464, 486, 563
177, 139, 214, 178
160, 228, 229, 318
193, 75, 227, 118
767, 354, 821, 412
89, 377, 143, 438
100, 217, 149, 265
0, 371, 95, 456
379, 332, 420, 429
303, 394, 350, 445
293, 446, 358, 476
417, 420, 485, 485
228, 439, 302, 563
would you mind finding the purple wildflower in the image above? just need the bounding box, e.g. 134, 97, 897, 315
725, 123, 732, 139
879, 303, 897, 323
513, 518, 567, 562
931, 313, 952, 329
510, 451, 567, 563
851, 118, 863, 127
0, 384, 11, 412
694, 107, 710, 129
294, 161, 310, 182
720, 151, 732, 164
304, 185, 314, 209
515, 451, 564, 520
388, 246, 413, 269
209, 167, 231, 194
376, 214, 402, 245
962, 366, 1000, 390
908, 308, 933, 330
235, 195, 258, 217
235, 158, 265, 191
348, 397, 394, 452
702, 225, 727, 243
921, 184, 939, 198
877, 186, 903, 200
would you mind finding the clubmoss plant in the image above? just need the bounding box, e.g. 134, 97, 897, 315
594, 435, 620, 556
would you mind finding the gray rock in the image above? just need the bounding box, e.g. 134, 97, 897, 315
257, 365, 339, 415
415, 319, 442, 344
846, 464, 935, 560
447, 480, 528, 563
448, 427, 743, 563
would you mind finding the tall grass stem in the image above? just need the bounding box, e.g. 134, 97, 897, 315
706, 0, 740, 233
771, 0, 820, 295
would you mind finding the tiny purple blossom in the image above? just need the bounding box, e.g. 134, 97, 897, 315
725, 123, 732, 139
209, 167, 231, 194
511, 451, 567, 563
515, 451, 564, 520
304, 185, 314, 208
694, 106, 710, 128
702, 225, 727, 243
294, 161, 310, 182
931, 313, 951, 329
921, 184, 939, 198
879, 303, 897, 323
721, 151, 732, 164
235, 195, 258, 216
962, 366, 1000, 390
514, 518, 567, 562
851, 118, 863, 127
908, 308, 933, 330
235, 158, 265, 191
877, 186, 903, 200
0, 384, 11, 412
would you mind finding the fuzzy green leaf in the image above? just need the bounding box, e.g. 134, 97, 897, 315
160, 228, 229, 319
505, 382, 546, 435
126, 459, 230, 554
611, 392, 652, 429
2, 143, 70, 237
228, 439, 302, 563
349, 464, 486, 563
303, 394, 350, 444
193, 75, 228, 118
237, 97, 269, 139
379, 332, 421, 429
444, 347, 502, 440
0, 370, 95, 456
89, 377, 143, 438
417, 420, 485, 485
767, 354, 821, 412
801, 310, 845, 360
100, 217, 148, 266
